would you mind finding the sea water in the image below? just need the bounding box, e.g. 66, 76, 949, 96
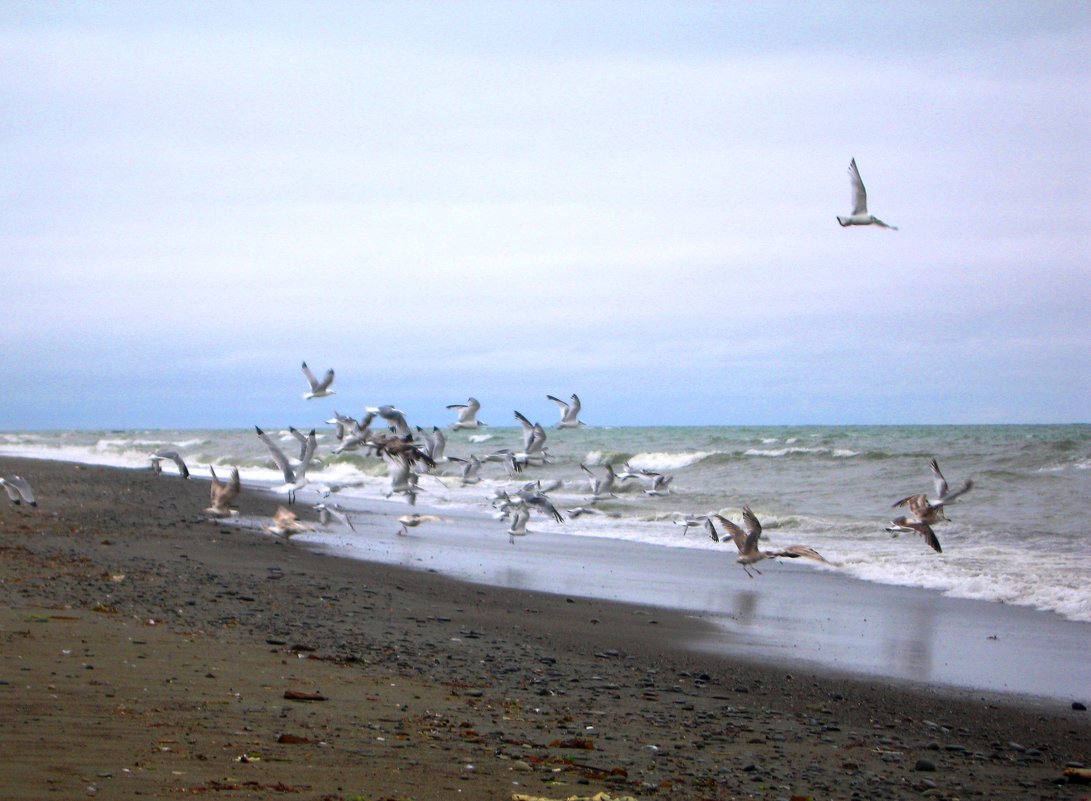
2, 424, 1089, 623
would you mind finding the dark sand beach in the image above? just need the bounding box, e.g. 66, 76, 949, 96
2, 456, 1089, 800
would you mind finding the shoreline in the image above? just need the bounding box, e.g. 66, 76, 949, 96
2, 456, 1089, 800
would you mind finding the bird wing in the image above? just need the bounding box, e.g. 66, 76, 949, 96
301, 361, 320, 392
848, 158, 868, 215
713, 514, 749, 553
939, 479, 973, 504
740, 506, 763, 546
703, 517, 719, 542
772, 545, 828, 563
8, 475, 36, 504
929, 458, 949, 499
546, 395, 571, 420
255, 427, 294, 482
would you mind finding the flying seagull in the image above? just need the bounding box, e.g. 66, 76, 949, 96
1, 475, 37, 507
255, 426, 316, 504
301, 361, 336, 399
886, 458, 973, 553
205, 466, 241, 518
708, 506, 828, 577
447, 397, 486, 429
150, 449, 190, 479
837, 158, 898, 230
547, 393, 584, 428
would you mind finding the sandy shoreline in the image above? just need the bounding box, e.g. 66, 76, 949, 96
2, 456, 1089, 800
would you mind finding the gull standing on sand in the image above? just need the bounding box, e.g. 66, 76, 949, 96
204, 466, 241, 518
836, 158, 898, 230
547, 393, 584, 428
707, 506, 828, 578
886, 458, 973, 553
255, 426, 316, 504
301, 361, 335, 399
1, 475, 37, 507
447, 397, 486, 429
150, 449, 190, 479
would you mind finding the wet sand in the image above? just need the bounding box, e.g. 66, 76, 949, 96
1, 456, 1089, 801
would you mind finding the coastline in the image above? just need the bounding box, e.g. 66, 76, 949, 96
2, 456, 1089, 800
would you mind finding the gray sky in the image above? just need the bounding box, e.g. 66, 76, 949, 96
3, 1, 1088, 429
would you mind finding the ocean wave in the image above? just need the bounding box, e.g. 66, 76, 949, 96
743, 446, 859, 459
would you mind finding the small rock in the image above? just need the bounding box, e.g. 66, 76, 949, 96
914, 758, 937, 772
1072, 701, 1087, 711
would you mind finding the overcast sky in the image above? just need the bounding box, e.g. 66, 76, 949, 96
2, 1, 1088, 429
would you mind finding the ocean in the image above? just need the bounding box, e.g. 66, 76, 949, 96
2, 423, 1089, 624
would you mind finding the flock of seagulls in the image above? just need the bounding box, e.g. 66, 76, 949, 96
1, 162, 922, 565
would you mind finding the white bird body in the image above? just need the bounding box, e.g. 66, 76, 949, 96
581, 463, 617, 501
447, 397, 486, 429
396, 513, 443, 536
547, 393, 584, 428
837, 158, 898, 230
256, 425, 316, 503
301, 361, 336, 399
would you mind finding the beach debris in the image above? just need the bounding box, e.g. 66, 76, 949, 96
205, 465, 241, 518
283, 689, 327, 701
707, 507, 828, 577
1, 475, 37, 506
300, 360, 335, 399
149, 449, 189, 479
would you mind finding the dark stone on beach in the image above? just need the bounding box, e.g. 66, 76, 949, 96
914, 758, 937, 772
1073, 702, 1087, 711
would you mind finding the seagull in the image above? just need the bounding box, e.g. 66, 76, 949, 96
1, 475, 37, 507
150, 449, 190, 479
314, 501, 356, 532
566, 505, 620, 519
368, 405, 411, 437
891, 458, 973, 526
331, 411, 375, 455
513, 411, 549, 464
447, 397, 486, 429
708, 507, 828, 577
837, 158, 898, 230
547, 393, 584, 429
415, 426, 448, 467
380, 450, 420, 504
886, 458, 973, 553
673, 514, 708, 536
255, 425, 316, 504
885, 516, 943, 553
504, 502, 531, 544
447, 454, 482, 485
301, 361, 336, 399
204, 466, 241, 518
265, 505, 315, 537
396, 513, 443, 536
616, 462, 661, 482
581, 463, 617, 501
642, 473, 674, 497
